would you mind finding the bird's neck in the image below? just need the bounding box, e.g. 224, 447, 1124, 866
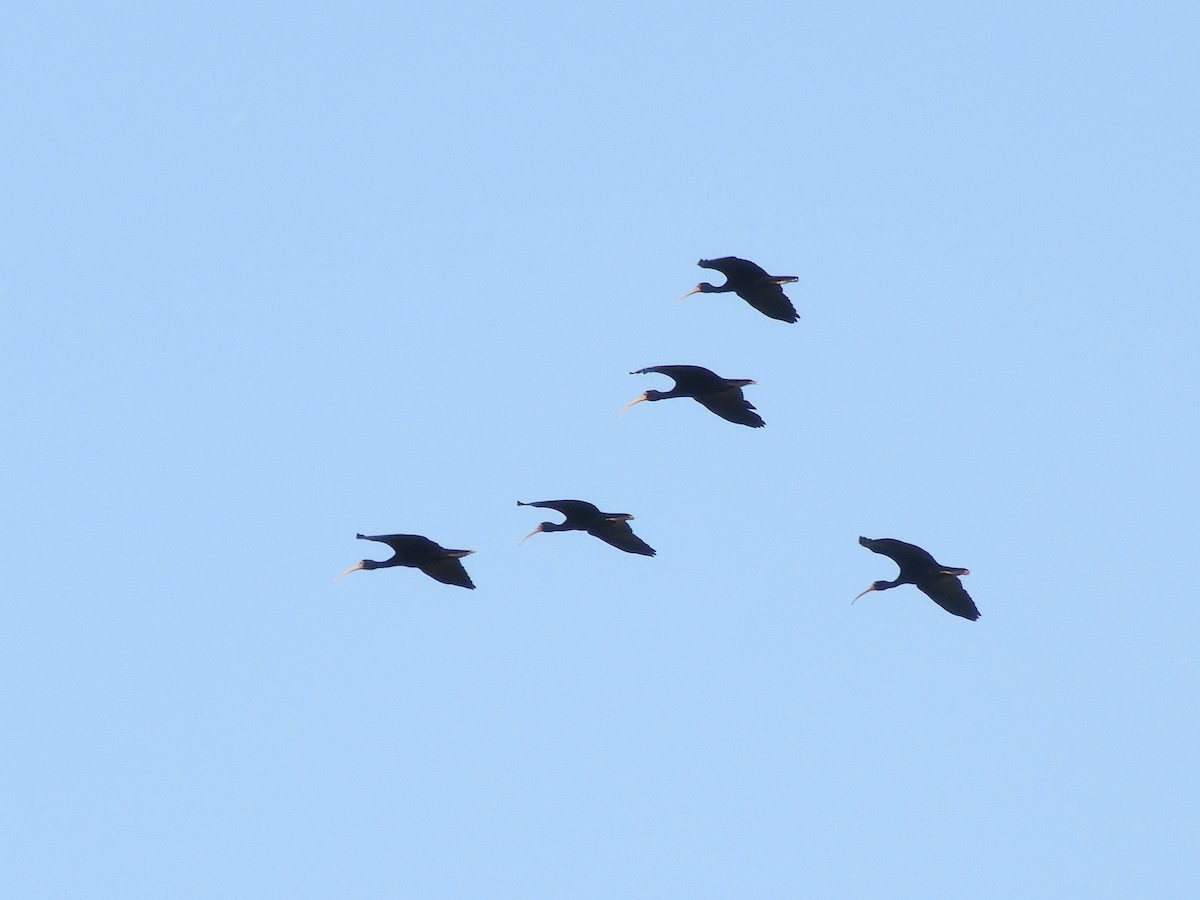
364, 558, 399, 570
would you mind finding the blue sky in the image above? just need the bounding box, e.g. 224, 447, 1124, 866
4, 2, 1198, 897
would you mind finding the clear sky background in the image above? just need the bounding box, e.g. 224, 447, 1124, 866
4, 2, 1198, 897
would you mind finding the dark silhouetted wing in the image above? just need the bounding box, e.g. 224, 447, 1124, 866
699, 256, 771, 282
588, 520, 656, 556
420, 557, 476, 589
918, 575, 979, 620
518, 499, 602, 524
359, 533, 441, 555
633, 364, 725, 393
858, 536, 940, 576
694, 387, 765, 428
736, 283, 799, 323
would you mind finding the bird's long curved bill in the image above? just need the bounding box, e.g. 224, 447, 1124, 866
852, 584, 877, 604
617, 393, 648, 417
333, 561, 365, 582
677, 286, 702, 303
519, 525, 544, 544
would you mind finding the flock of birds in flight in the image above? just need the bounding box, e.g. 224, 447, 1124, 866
336, 256, 981, 622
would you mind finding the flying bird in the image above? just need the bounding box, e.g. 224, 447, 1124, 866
680, 257, 800, 323
854, 536, 978, 620
335, 533, 476, 589
518, 500, 656, 556
619, 364, 764, 428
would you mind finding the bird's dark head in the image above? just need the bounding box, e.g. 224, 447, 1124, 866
617, 390, 654, 416
334, 558, 379, 581
678, 283, 716, 302
520, 522, 560, 543
852, 581, 889, 603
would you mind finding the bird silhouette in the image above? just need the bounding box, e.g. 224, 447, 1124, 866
854, 536, 978, 620
335, 533, 476, 589
680, 256, 799, 323
619, 364, 764, 428
518, 500, 656, 556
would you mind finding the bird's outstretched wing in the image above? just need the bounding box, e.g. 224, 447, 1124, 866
736, 283, 799, 323
358, 533, 436, 553
698, 256, 771, 281
633, 365, 724, 392
420, 557, 476, 589
858, 536, 940, 572
588, 520, 656, 556
518, 499, 601, 521
918, 576, 979, 621
694, 388, 765, 428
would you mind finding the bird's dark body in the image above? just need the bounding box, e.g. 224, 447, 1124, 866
350, 533, 476, 589
626, 364, 764, 428
518, 500, 656, 556
689, 257, 800, 323
857, 536, 978, 621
